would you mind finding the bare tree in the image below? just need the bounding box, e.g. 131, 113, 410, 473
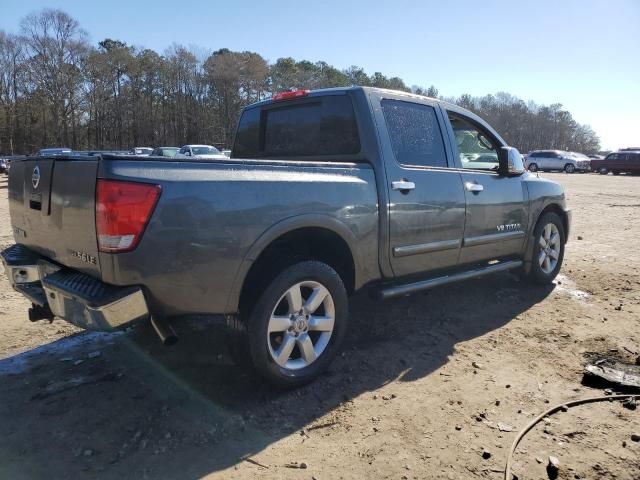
20, 9, 89, 147
0, 8, 601, 155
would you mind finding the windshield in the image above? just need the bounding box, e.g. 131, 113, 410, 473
192, 146, 221, 155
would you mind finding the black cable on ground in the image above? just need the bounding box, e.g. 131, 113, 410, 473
504, 394, 640, 480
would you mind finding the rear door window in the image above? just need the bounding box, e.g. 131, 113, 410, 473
234, 95, 360, 158
381, 99, 447, 168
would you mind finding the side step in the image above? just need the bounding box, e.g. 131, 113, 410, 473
376, 260, 523, 300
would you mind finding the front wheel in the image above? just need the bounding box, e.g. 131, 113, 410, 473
528, 163, 538, 172
245, 261, 348, 388
598, 167, 608, 175
564, 163, 576, 173
526, 212, 565, 284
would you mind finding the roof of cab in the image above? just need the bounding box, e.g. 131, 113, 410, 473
248, 86, 443, 109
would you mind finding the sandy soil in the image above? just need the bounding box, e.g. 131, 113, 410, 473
0, 171, 638, 480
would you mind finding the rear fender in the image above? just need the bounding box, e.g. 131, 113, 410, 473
224, 214, 362, 313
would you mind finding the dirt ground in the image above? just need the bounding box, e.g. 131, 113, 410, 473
0, 171, 638, 480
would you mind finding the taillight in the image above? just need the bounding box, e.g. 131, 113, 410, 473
272, 89, 310, 101
96, 179, 161, 253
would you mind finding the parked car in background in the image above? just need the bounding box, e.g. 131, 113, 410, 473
221, 149, 232, 157
0, 155, 26, 174
567, 152, 591, 171
151, 147, 179, 158
174, 144, 227, 159
129, 147, 153, 156
38, 148, 72, 156
526, 150, 590, 173
591, 150, 640, 175
588, 154, 604, 160
86, 150, 130, 156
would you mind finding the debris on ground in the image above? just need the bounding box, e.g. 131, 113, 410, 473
622, 397, 637, 410
546, 455, 560, 479
583, 360, 640, 389
497, 422, 514, 432
241, 456, 269, 469
31, 372, 121, 400
305, 421, 338, 433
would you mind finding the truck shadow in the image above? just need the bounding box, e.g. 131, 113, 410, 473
0, 273, 554, 479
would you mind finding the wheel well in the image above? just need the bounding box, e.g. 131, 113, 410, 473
239, 227, 356, 317
538, 204, 568, 242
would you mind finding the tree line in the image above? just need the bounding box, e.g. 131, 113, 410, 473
0, 9, 600, 155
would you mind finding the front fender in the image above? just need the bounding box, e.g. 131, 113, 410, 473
521, 174, 570, 272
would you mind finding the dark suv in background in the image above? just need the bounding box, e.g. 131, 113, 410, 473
591, 150, 640, 175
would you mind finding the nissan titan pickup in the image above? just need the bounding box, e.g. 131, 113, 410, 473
2, 87, 570, 386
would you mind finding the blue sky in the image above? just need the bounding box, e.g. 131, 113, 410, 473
3, 0, 639, 150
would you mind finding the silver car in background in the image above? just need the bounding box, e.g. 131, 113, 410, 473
526, 150, 590, 173
174, 144, 228, 160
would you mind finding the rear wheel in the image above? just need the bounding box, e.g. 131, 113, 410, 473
564, 163, 576, 173
528, 163, 538, 172
238, 261, 348, 388
525, 212, 565, 284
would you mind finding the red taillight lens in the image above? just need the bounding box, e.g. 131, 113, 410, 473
96, 179, 161, 253
272, 89, 310, 101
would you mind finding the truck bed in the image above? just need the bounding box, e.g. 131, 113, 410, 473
8, 155, 380, 316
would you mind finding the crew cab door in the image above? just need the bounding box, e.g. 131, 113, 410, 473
374, 95, 466, 277
442, 109, 528, 265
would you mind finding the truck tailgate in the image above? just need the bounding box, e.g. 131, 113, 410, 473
8, 157, 101, 276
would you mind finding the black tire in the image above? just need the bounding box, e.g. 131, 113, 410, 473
528, 163, 538, 172
564, 163, 576, 174
598, 167, 608, 175
245, 261, 348, 388
526, 212, 565, 285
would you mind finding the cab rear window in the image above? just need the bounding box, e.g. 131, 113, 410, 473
233, 95, 360, 158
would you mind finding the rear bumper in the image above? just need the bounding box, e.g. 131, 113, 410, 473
1, 244, 149, 331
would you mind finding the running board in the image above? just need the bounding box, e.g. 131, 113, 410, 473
376, 260, 523, 300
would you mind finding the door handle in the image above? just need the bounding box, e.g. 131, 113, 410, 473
392, 180, 416, 192
465, 182, 484, 193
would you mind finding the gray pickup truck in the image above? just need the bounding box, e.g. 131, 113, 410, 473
2, 87, 570, 386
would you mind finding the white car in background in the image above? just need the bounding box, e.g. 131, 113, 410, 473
129, 147, 153, 156
526, 150, 590, 173
174, 145, 227, 160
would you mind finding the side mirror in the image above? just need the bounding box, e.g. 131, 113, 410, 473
498, 146, 526, 176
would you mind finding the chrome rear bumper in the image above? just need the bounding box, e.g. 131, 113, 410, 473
1, 244, 148, 331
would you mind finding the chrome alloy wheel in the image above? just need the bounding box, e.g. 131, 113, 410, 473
267, 281, 335, 370
538, 223, 560, 274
